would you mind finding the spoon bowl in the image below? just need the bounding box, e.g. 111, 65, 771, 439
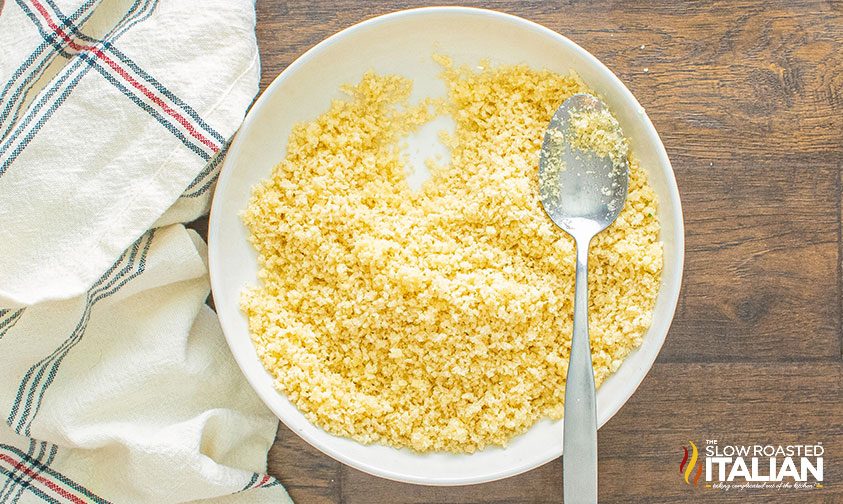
539, 93, 629, 240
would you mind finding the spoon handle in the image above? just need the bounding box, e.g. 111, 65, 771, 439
563, 237, 598, 503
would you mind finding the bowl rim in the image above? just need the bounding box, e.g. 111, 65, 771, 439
209, 5, 685, 486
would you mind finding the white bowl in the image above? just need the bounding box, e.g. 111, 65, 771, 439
209, 6, 684, 486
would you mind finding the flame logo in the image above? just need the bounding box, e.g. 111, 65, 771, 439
679, 441, 703, 486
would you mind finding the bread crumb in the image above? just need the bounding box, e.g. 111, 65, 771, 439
241, 60, 663, 453
568, 107, 629, 168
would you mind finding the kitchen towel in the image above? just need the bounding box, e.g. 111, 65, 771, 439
0, 0, 291, 502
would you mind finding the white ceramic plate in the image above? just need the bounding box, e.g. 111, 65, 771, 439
209, 6, 684, 486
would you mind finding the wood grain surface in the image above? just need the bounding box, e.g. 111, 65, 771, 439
206, 1, 843, 502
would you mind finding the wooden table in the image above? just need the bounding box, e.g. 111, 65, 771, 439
229, 1, 843, 502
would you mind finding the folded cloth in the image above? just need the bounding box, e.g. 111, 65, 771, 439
0, 0, 291, 502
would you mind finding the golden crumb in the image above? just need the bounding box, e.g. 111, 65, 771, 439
241, 61, 662, 453
568, 107, 629, 168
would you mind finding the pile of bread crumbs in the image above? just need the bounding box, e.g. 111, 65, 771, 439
241, 59, 662, 453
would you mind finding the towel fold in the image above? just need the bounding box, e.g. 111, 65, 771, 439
0, 0, 290, 502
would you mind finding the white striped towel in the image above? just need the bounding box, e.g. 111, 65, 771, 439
0, 0, 291, 502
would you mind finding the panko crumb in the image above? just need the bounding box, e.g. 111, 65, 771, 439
568, 107, 629, 168
241, 59, 663, 453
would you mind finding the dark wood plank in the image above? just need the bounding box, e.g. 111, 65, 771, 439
664, 161, 840, 362
598, 362, 842, 502
268, 422, 343, 504
341, 460, 562, 504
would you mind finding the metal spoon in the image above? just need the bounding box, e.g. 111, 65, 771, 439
538, 93, 629, 504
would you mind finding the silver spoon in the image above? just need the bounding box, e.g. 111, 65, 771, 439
538, 93, 629, 504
